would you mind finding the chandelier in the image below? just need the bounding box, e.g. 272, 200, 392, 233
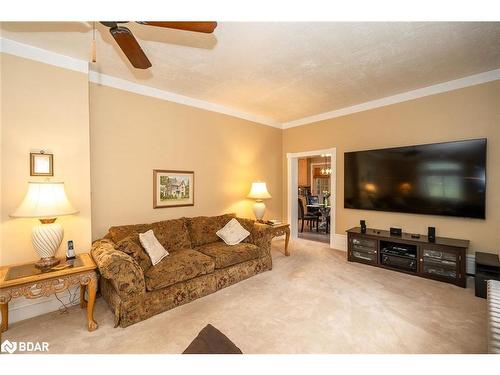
320, 154, 332, 175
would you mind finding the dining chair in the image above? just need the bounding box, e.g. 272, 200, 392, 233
298, 198, 320, 233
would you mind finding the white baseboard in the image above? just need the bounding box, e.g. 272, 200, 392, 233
8, 286, 80, 324
332, 234, 348, 251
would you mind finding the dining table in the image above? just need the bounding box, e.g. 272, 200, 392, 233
306, 203, 331, 232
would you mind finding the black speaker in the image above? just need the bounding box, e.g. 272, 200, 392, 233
360, 220, 366, 233
428, 227, 436, 243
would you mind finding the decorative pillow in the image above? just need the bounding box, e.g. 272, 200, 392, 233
216, 218, 250, 246
139, 230, 169, 266
115, 233, 153, 272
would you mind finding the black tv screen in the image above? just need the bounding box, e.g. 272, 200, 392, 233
344, 139, 487, 219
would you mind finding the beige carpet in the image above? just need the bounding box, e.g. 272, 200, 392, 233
3, 239, 487, 354
298, 230, 330, 243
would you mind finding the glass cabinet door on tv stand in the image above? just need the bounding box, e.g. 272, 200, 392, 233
420, 246, 461, 280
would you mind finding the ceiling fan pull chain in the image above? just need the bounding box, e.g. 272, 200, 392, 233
91, 21, 97, 63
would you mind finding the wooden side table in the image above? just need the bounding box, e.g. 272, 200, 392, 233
257, 223, 291, 256
0, 253, 98, 333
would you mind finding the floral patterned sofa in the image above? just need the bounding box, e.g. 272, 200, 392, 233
91, 214, 273, 327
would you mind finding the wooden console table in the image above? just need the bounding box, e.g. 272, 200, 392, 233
347, 227, 469, 287
0, 253, 98, 333
257, 223, 290, 256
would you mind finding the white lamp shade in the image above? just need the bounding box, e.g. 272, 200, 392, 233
11, 182, 78, 218
247, 182, 272, 200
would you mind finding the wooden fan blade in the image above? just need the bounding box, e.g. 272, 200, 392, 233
109, 26, 152, 69
137, 21, 217, 34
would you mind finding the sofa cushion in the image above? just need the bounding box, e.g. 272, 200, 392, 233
144, 249, 215, 291
196, 242, 261, 269
151, 218, 192, 252
109, 223, 152, 243
114, 233, 153, 272
187, 214, 236, 247
233, 217, 255, 243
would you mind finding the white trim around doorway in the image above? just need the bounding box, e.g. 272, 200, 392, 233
287, 148, 340, 250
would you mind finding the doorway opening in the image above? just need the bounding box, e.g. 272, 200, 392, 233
287, 148, 336, 247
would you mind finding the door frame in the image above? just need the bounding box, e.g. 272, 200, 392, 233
286, 148, 337, 248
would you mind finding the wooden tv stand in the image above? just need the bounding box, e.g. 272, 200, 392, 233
346, 227, 469, 287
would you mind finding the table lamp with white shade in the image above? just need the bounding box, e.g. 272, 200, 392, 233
247, 181, 272, 222
11, 182, 78, 269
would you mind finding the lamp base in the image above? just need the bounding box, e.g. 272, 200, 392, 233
253, 200, 266, 222
32, 219, 64, 269
35, 256, 60, 270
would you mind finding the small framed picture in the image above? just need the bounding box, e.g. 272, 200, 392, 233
153, 170, 194, 208
30, 152, 53, 176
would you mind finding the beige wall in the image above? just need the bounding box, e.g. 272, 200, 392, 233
0, 54, 92, 265
1, 50, 498, 261
283, 80, 500, 255
90, 84, 283, 240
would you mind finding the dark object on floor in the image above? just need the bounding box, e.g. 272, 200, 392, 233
475, 252, 500, 298
183, 324, 243, 354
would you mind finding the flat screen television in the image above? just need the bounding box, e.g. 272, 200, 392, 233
344, 139, 487, 219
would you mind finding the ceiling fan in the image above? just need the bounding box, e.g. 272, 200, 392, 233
98, 21, 218, 69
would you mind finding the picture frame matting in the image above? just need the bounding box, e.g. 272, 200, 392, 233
30, 152, 54, 176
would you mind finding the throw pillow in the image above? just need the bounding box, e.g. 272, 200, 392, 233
183, 324, 243, 354
139, 230, 169, 266
115, 233, 153, 272
216, 218, 250, 246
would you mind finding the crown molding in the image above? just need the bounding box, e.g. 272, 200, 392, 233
0, 37, 280, 128
0, 37, 89, 73
87, 71, 281, 128
281, 68, 500, 129
2, 36, 499, 131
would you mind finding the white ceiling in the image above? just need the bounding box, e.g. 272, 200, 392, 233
1, 22, 499, 124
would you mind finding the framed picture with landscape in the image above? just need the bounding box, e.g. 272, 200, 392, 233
153, 170, 194, 208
